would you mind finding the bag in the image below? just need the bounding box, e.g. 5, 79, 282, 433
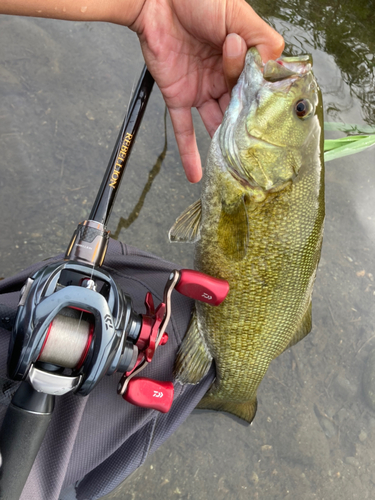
0, 239, 214, 500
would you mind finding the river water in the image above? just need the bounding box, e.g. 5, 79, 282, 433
0, 1, 374, 499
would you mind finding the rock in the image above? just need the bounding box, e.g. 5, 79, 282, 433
359, 430, 367, 442
333, 374, 357, 400
274, 411, 330, 467
336, 408, 350, 425
250, 471, 259, 485
345, 456, 360, 467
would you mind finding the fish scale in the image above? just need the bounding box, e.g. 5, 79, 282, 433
170, 48, 324, 423
199, 171, 322, 395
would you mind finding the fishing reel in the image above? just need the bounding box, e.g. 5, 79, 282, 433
8, 220, 229, 413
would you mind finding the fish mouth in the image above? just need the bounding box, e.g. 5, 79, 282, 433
263, 54, 312, 82
248, 48, 313, 83
242, 48, 313, 104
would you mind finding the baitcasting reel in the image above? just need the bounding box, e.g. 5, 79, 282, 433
8, 239, 229, 413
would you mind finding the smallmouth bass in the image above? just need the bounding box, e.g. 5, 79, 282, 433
170, 48, 324, 424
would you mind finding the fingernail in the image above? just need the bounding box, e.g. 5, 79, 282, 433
226, 33, 243, 57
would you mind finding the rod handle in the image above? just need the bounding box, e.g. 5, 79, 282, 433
0, 382, 54, 500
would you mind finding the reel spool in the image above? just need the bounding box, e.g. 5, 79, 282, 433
38, 308, 94, 370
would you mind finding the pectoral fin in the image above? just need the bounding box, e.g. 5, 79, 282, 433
218, 195, 249, 261
169, 199, 202, 243
173, 312, 212, 384
197, 394, 258, 425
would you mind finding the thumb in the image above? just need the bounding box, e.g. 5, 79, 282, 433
226, 1, 284, 62
223, 33, 247, 94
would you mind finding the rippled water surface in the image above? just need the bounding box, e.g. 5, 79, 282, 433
1, 1, 375, 498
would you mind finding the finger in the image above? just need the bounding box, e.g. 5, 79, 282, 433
168, 107, 202, 183
227, 1, 284, 62
223, 33, 247, 94
197, 99, 224, 137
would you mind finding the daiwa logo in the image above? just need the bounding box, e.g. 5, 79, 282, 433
202, 293, 212, 300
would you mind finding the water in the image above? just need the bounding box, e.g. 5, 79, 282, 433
0, 1, 374, 498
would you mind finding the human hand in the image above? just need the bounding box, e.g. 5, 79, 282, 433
0, 0, 283, 182
130, 0, 284, 182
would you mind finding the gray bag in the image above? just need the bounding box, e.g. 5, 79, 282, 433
0, 239, 214, 500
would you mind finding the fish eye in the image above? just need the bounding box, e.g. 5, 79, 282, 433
294, 99, 312, 119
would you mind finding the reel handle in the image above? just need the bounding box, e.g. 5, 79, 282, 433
122, 377, 174, 413
175, 269, 229, 306
118, 269, 229, 407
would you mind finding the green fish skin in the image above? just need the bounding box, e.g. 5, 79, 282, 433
170, 48, 325, 424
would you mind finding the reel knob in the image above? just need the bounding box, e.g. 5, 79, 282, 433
122, 377, 174, 413
175, 269, 229, 305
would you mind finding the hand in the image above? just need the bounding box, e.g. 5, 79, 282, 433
0, 0, 283, 182
131, 0, 284, 182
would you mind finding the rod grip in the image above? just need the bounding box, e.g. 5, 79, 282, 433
0, 382, 54, 500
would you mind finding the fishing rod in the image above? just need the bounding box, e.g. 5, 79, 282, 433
0, 66, 229, 500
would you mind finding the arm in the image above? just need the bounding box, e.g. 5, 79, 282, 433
0, 0, 142, 23
0, 0, 284, 182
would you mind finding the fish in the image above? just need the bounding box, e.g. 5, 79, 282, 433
169, 48, 325, 424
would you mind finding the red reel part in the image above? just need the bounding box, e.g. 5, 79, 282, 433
123, 378, 174, 413
118, 269, 229, 414
175, 269, 229, 305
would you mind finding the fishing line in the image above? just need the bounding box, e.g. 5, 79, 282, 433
41, 68, 152, 370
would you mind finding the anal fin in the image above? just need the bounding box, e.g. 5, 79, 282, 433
173, 312, 212, 384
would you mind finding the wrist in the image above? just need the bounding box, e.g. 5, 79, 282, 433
105, 0, 147, 28
0, 0, 147, 27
